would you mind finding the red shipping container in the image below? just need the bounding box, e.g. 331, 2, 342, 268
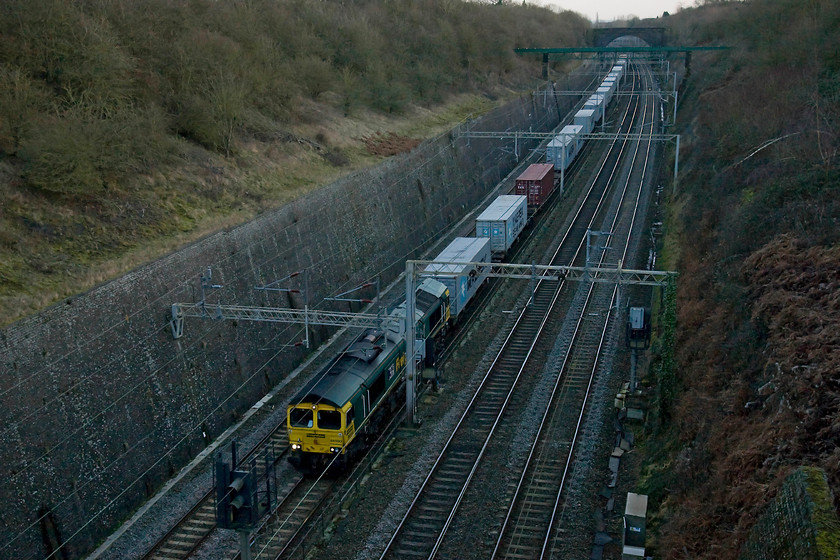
515, 163, 555, 208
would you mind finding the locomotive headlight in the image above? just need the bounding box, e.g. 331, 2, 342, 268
291, 443, 301, 450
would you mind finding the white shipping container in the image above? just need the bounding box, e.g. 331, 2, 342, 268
574, 109, 595, 135
546, 124, 583, 171
475, 195, 527, 254
584, 93, 605, 122
425, 237, 491, 316
597, 85, 612, 105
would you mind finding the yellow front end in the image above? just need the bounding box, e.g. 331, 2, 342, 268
287, 402, 353, 461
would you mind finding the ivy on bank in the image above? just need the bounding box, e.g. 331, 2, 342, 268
656, 275, 678, 422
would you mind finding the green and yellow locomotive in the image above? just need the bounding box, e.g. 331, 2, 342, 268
287, 279, 449, 471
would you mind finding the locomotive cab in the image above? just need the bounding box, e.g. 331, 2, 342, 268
287, 401, 356, 471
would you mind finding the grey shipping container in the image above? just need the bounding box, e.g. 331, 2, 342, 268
574, 109, 596, 135
546, 124, 583, 171
584, 94, 605, 122
425, 237, 491, 317
475, 195, 527, 254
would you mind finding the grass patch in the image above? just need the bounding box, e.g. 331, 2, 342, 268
0, 88, 516, 326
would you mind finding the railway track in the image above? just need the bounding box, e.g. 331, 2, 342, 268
379, 255, 563, 559
377, 64, 650, 560
493, 60, 659, 560
130, 60, 660, 560
142, 429, 289, 560
376, 59, 663, 560
542, 61, 661, 559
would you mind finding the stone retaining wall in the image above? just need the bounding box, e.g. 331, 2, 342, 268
0, 82, 585, 557
739, 467, 840, 560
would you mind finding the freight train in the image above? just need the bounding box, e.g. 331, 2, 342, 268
286, 61, 626, 472
547, 58, 625, 172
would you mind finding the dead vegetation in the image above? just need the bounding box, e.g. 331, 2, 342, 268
0, 0, 590, 326
637, 0, 840, 557
360, 132, 422, 156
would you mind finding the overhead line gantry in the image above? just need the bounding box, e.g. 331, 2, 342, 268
455, 128, 680, 193
171, 261, 677, 425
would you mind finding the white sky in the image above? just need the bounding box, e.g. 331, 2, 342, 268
533, 0, 689, 23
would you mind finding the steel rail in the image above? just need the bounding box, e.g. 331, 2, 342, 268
484, 60, 653, 558
434, 65, 651, 560
378, 64, 644, 560
538, 59, 660, 559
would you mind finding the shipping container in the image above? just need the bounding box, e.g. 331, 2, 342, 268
425, 237, 491, 317
574, 109, 596, 135
475, 195, 527, 254
546, 124, 583, 171
515, 163, 555, 207
597, 85, 612, 105
584, 94, 605, 122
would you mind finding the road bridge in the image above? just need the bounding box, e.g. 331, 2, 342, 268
592, 27, 667, 47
